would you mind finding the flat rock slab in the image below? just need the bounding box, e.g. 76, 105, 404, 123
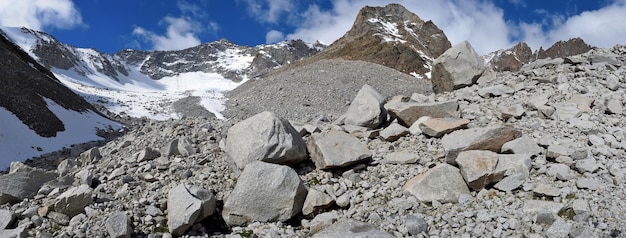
225, 111, 307, 170
0, 168, 57, 204
441, 125, 521, 165
478, 84, 515, 97
385, 100, 459, 127
312, 219, 394, 238
402, 163, 470, 203
222, 161, 307, 226
384, 151, 419, 164
54, 184, 93, 217
307, 130, 372, 169
379, 123, 409, 142
501, 135, 543, 156
419, 118, 469, 137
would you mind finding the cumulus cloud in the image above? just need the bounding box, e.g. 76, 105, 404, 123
266, 30, 285, 43
258, 0, 626, 55
133, 0, 219, 51
238, 0, 296, 24
0, 0, 84, 30
133, 17, 202, 51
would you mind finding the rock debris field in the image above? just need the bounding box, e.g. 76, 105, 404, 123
2, 42, 626, 238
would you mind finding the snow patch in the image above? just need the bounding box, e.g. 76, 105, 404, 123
367, 18, 406, 43
0, 99, 121, 170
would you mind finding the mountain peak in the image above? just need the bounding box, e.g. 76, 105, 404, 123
313, 4, 451, 77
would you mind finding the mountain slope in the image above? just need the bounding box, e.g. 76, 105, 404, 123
0, 30, 120, 169
1, 27, 321, 120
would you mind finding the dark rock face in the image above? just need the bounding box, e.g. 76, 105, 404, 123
312, 3, 451, 77
0, 29, 101, 137
485, 42, 533, 72
536, 38, 593, 60
485, 38, 593, 72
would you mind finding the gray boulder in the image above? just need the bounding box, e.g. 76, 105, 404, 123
385, 100, 460, 127
402, 163, 470, 203
441, 125, 521, 165
431, 40, 484, 93
54, 184, 93, 217
455, 150, 501, 191
492, 153, 532, 191
163, 137, 195, 157
379, 123, 409, 142
307, 130, 372, 169
522, 200, 564, 225
106, 212, 132, 238
302, 188, 335, 216
0, 209, 14, 229
501, 135, 543, 156
312, 219, 394, 238
222, 161, 307, 226
343, 84, 387, 129
406, 213, 429, 236
225, 111, 307, 170
0, 166, 57, 204
167, 183, 216, 236
136, 147, 161, 162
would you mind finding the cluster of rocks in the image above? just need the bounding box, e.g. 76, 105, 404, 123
2, 42, 626, 238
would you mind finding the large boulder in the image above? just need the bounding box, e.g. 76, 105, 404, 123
385, 100, 460, 127
106, 212, 132, 238
167, 183, 216, 236
222, 161, 307, 226
402, 163, 470, 203
0, 166, 57, 204
455, 150, 532, 191
441, 125, 521, 165
307, 130, 372, 169
225, 111, 307, 170
431, 40, 484, 93
343, 84, 387, 129
53, 185, 93, 217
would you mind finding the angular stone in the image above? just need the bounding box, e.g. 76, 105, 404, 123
336, 193, 351, 208
441, 125, 521, 165
576, 177, 602, 190
605, 98, 623, 114
547, 144, 575, 159
606, 74, 620, 91
0, 166, 57, 204
384, 151, 419, 164
343, 84, 387, 129
522, 200, 564, 225
302, 188, 334, 216
406, 213, 429, 236
385, 100, 459, 127
79, 147, 101, 164
167, 183, 216, 236
500, 104, 526, 120
225, 111, 307, 170
307, 130, 372, 169
136, 147, 161, 162
431, 40, 484, 93
501, 135, 543, 156
379, 123, 409, 142
533, 183, 561, 197
402, 163, 470, 203
546, 218, 572, 237
303, 212, 338, 234
492, 154, 532, 191
419, 118, 469, 138
312, 219, 394, 238
222, 162, 307, 226
455, 150, 500, 191
408, 116, 431, 135
106, 212, 132, 238
570, 94, 594, 112
547, 164, 578, 181
163, 137, 195, 157
478, 84, 515, 97
571, 199, 590, 214
575, 159, 599, 173
54, 185, 93, 217
552, 102, 582, 120
0, 209, 14, 229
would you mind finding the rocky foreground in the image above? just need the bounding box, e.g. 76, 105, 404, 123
2, 41, 626, 238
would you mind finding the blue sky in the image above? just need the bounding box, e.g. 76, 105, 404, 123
1, 0, 625, 55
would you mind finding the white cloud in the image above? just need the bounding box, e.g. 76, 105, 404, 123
133, 0, 220, 51
133, 17, 202, 51
266, 30, 285, 43
272, 0, 626, 55
0, 0, 84, 30
238, 0, 295, 24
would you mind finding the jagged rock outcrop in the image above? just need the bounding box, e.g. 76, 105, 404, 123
536, 37, 593, 60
